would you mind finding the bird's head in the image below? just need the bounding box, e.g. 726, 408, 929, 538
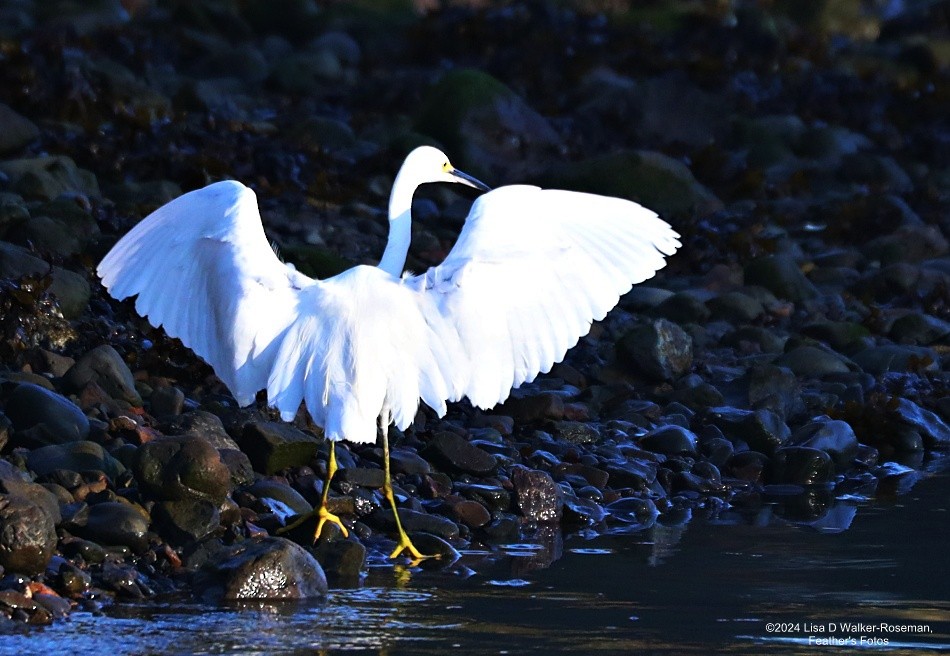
402, 146, 491, 192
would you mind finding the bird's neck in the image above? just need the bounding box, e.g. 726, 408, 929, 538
378, 170, 415, 277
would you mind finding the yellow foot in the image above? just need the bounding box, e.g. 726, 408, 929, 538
314, 505, 349, 541
388, 534, 435, 562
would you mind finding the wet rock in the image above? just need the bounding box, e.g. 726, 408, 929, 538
889, 399, 950, 448
0, 241, 91, 318
707, 407, 790, 455
0, 477, 60, 526
744, 254, 819, 302
510, 466, 563, 523
791, 419, 859, 468
851, 344, 940, 374
416, 68, 562, 181
388, 449, 432, 476
134, 435, 232, 503
603, 459, 657, 490
0, 103, 40, 154
801, 321, 871, 352
5, 383, 89, 445
248, 480, 313, 518
747, 365, 801, 419
337, 466, 385, 489
639, 425, 698, 457
0, 589, 51, 625
0, 495, 57, 574
769, 447, 834, 485
161, 411, 239, 451
218, 449, 255, 488
405, 533, 461, 563
0, 156, 99, 201
153, 499, 219, 545
552, 421, 600, 445
500, 392, 564, 422
457, 483, 511, 512
775, 345, 853, 378
367, 508, 459, 540
238, 421, 321, 475
617, 319, 693, 381
0, 193, 29, 237
312, 538, 365, 585
721, 326, 787, 353
724, 451, 769, 483
544, 150, 722, 217
26, 441, 125, 480
64, 345, 142, 406
75, 501, 149, 553
421, 431, 496, 476
452, 499, 491, 528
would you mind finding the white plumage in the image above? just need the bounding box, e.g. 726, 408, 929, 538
98, 146, 681, 445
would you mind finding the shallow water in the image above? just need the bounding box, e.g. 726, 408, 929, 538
5, 464, 949, 656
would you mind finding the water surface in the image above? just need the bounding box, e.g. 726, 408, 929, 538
5, 467, 949, 655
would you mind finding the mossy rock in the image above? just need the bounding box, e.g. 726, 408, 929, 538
282, 245, 354, 280
542, 150, 721, 217
415, 68, 561, 181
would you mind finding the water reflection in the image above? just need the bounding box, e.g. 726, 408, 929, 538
5, 461, 949, 655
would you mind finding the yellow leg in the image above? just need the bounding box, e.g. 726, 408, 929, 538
381, 412, 432, 561
275, 440, 349, 540
314, 440, 349, 541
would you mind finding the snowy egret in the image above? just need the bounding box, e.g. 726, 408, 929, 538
98, 145, 680, 559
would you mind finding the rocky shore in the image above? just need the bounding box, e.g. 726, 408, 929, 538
1, 0, 949, 627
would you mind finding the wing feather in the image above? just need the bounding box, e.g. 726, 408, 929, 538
411, 186, 681, 409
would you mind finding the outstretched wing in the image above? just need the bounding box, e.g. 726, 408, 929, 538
98, 180, 316, 408
98, 181, 462, 441
409, 185, 681, 409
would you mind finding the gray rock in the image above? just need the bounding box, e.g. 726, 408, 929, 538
744, 254, 819, 302
791, 419, 859, 468
5, 383, 89, 445
851, 345, 940, 375
617, 319, 693, 381
26, 441, 126, 480
544, 149, 722, 217
452, 499, 491, 528
238, 421, 321, 475
6, 198, 99, 258
219, 449, 255, 487
0, 494, 57, 574
0, 240, 90, 318
639, 425, 698, 456
0, 193, 29, 239
149, 385, 185, 417
889, 312, 950, 345
706, 291, 765, 322
76, 501, 149, 553
707, 407, 790, 455
775, 345, 853, 377
721, 325, 787, 353
511, 465, 563, 523
204, 537, 327, 599
388, 448, 432, 476
64, 345, 142, 406
337, 467, 385, 489
747, 365, 801, 419
801, 321, 872, 352
725, 451, 769, 482
864, 224, 949, 265
134, 435, 232, 504
0, 103, 40, 154
0, 156, 99, 201
651, 292, 711, 324
312, 537, 365, 585
421, 431, 496, 476
416, 68, 562, 181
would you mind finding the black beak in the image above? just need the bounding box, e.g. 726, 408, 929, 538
451, 168, 491, 192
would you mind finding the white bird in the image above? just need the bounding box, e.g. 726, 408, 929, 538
97, 146, 681, 559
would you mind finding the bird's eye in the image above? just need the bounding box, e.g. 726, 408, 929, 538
442, 161, 451, 172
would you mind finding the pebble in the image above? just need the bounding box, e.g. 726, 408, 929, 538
134, 435, 232, 504
421, 431, 497, 476
511, 466, 563, 523
238, 421, 321, 475
76, 501, 150, 553
617, 319, 693, 381
5, 383, 90, 446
